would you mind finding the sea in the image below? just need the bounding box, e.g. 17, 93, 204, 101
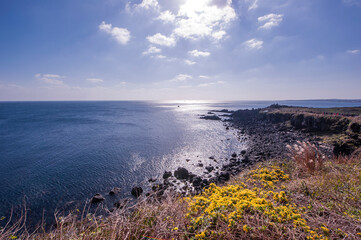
0, 100, 360, 225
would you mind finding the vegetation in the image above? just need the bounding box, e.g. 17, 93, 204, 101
1, 144, 361, 239
266, 105, 361, 118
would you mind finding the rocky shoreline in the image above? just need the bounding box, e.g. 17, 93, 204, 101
140, 107, 330, 200
90, 105, 361, 212
91, 105, 350, 210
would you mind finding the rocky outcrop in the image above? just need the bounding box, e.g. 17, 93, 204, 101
91, 194, 105, 203
131, 187, 143, 198
174, 167, 190, 180
109, 187, 121, 195
350, 122, 361, 134
163, 171, 172, 179
200, 115, 221, 120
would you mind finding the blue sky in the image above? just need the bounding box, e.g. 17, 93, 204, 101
0, 0, 360, 101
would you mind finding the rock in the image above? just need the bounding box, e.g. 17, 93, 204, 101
231, 153, 237, 158
218, 172, 230, 182
192, 177, 202, 187
243, 155, 250, 163
202, 179, 209, 186
131, 187, 143, 198
91, 194, 105, 204
114, 199, 129, 209
350, 122, 361, 133
188, 173, 196, 181
241, 150, 247, 155
205, 166, 214, 172
163, 171, 172, 179
333, 142, 355, 156
109, 187, 121, 195
174, 167, 190, 180
152, 184, 163, 192
148, 178, 156, 182
197, 163, 204, 167
200, 115, 221, 120
230, 158, 237, 162
186, 158, 190, 162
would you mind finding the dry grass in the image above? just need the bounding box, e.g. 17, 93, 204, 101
1, 193, 190, 240
286, 141, 326, 174
2, 147, 361, 240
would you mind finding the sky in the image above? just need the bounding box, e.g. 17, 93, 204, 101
0, 0, 361, 101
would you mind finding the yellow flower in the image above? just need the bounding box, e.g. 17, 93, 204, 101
320, 226, 330, 234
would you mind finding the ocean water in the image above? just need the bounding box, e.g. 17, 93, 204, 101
0, 100, 360, 224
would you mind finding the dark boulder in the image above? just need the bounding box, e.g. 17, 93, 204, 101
205, 166, 214, 173
192, 177, 203, 187
231, 153, 237, 158
163, 171, 172, 179
202, 178, 209, 186
131, 187, 143, 198
200, 115, 221, 120
174, 167, 189, 180
148, 178, 156, 182
218, 172, 230, 182
333, 142, 355, 156
109, 187, 121, 195
350, 122, 361, 133
241, 150, 247, 155
188, 173, 196, 181
91, 194, 105, 204
242, 155, 250, 163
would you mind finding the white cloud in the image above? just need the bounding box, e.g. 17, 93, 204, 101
86, 78, 104, 83
142, 46, 162, 55
151, 54, 166, 59
172, 0, 237, 40
184, 60, 196, 65
157, 10, 176, 23
198, 80, 225, 87
99, 21, 131, 45
347, 49, 360, 54
199, 75, 210, 79
169, 74, 193, 82
258, 13, 283, 30
136, 0, 159, 10
212, 30, 227, 40
244, 38, 263, 50
146, 33, 176, 47
247, 0, 259, 11
189, 49, 211, 57
35, 74, 65, 85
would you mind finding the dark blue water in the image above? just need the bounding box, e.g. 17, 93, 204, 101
0, 100, 360, 224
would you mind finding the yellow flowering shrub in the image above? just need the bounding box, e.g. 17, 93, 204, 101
185, 166, 331, 239
247, 166, 290, 189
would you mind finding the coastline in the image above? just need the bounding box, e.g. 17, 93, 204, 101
1, 104, 361, 238
143, 104, 361, 202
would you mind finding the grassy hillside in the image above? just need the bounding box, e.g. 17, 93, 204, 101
263, 105, 361, 118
